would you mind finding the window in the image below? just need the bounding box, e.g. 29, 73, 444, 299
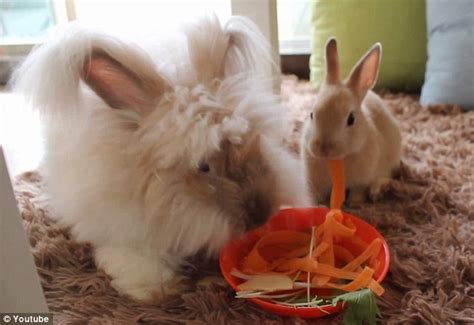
278, 0, 311, 55
0, 0, 71, 82
1, 0, 311, 83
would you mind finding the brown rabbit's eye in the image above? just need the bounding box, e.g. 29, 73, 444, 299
347, 112, 355, 126
198, 161, 210, 173
310, 112, 314, 120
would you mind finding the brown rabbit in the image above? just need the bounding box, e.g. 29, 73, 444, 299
302, 38, 401, 204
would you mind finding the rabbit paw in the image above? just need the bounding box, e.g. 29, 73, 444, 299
346, 187, 367, 207
95, 247, 186, 303
197, 275, 227, 287
369, 178, 391, 202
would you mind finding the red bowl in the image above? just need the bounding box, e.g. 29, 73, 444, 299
219, 207, 390, 319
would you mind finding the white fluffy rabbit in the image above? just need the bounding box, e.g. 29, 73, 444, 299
302, 38, 401, 205
13, 15, 310, 302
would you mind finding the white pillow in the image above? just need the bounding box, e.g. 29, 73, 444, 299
420, 0, 474, 110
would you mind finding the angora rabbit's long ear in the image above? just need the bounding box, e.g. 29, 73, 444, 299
185, 15, 275, 83
82, 50, 166, 114
12, 24, 167, 121
223, 16, 275, 78
185, 15, 229, 83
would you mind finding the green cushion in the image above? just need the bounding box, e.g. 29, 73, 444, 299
310, 0, 427, 91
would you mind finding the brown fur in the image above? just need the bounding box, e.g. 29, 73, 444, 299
189, 136, 279, 231
13, 76, 474, 324
302, 40, 401, 204
325, 38, 340, 84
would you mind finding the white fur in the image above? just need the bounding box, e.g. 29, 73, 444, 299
12, 15, 310, 301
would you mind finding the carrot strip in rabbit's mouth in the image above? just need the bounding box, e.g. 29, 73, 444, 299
328, 159, 345, 209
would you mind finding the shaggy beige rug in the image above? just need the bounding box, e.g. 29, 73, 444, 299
14, 76, 473, 324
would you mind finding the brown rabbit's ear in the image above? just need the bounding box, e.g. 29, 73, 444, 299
325, 38, 340, 84
346, 43, 382, 99
82, 51, 166, 115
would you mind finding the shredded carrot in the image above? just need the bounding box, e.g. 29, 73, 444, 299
327, 267, 374, 292
312, 263, 362, 280
333, 245, 356, 264
312, 242, 330, 258
276, 257, 318, 273
314, 211, 336, 286
272, 243, 330, 275
329, 159, 345, 209
343, 216, 356, 229
319, 211, 335, 267
242, 231, 311, 273
340, 235, 372, 256
333, 217, 357, 237
238, 218, 384, 295
342, 238, 382, 272
368, 278, 385, 296
235, 159, 386, 297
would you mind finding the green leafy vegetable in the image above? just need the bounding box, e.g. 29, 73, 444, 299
331, 289, 380, 325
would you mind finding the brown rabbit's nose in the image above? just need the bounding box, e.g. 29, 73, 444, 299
321, 143, 332, 155
314, 140, 333, 156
